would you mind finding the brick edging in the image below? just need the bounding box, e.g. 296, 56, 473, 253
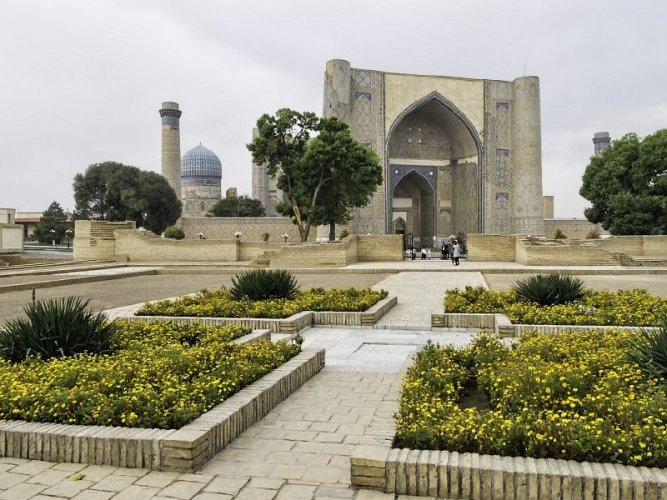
0, 348, 325, 472
351, 445, 667, 498
121, 295, 397, 333
431, 313, 660, 337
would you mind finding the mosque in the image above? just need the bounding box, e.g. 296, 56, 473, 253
159, 61, 550, 244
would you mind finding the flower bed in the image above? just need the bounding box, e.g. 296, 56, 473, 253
444, 286, 667, 326
136, 287, 388, 318
0, 321, 301, 429
395, 331, 667, 467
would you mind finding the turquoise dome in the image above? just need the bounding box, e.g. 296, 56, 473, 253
181, 144, 222, 178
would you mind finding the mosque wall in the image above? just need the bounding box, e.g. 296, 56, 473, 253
383, 73, 484, 136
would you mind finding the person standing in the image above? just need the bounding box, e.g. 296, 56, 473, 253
441, 241, 446, 260
452, 240, 461, 266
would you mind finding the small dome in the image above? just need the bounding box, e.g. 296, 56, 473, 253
181, 144, 222, 178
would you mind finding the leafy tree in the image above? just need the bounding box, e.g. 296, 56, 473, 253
33, 201, 70, 244
248, 109, 382, 241
73, 162, 181, 234
580, 129, 667, 234
208, 195, 266, 217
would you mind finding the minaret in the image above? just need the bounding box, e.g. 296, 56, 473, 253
159, 102, 182, 200
593, 132, 610, 155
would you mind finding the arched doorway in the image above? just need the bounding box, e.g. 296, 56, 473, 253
392, 170, 434, 249
386, 92, 483, 241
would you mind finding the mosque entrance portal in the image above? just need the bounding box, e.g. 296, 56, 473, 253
387, 93, 482, 245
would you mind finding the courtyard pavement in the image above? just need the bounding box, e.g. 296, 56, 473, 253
1, 261, 666, 498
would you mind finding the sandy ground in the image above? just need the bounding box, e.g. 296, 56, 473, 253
0, 273, 391, 323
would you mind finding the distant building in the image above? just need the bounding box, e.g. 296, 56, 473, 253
0, 208, 23, 253
251, 128, 285, 217
180, 144, 223, 218
15, 211, 73, 240
593, 132, 611, 155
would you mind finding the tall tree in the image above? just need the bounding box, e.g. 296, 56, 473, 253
33, 201, 69, 244
580, 129, 667, 235
248, 110, 382, 241
73, 162, 181, 234
208, 195, 266, 217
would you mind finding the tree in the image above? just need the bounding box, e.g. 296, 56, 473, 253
208, 195, 266, 217
73, 162, 181, 234
580, 130, 666, 235
33, 201, 69, 244
248, 109, 382, 241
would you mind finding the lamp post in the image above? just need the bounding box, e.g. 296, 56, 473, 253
65, 229, 73, 250
49, 229, 56, 246
282, 233, 289, 244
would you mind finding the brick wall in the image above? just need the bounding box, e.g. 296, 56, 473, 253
357, 234, 403, 262
516, 240, 619, 265
544, 219, 608, 239
265, 237, 358, 268
113, 230, 238, 262
181, 217, 313, 242
73, 220, 136, 260
467, 234, 517, 261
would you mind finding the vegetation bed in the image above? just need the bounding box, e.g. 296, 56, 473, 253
445, 286, 667, 326
136, 287, 388, 318
396, 332, 667, 467
0, 321, 300, 429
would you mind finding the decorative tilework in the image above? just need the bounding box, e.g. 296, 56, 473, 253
494, 148, 509, 187
495, 192, 509, 233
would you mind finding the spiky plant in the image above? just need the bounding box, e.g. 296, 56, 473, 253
0, 297, 116, 363
513, 274, 585, 306
625, 316, 667, 380
230, 269, 300, 301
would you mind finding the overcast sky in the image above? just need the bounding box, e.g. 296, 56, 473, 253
1, 0, 665, 218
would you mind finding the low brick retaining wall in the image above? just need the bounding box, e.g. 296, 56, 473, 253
0, 348, 325, 472
352, 445, 667, 498
431, 313, 659, 338
123, 296, 397, 333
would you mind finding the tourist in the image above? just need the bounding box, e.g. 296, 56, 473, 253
411, 247, 416, 260
426, 248, 432, 260
421, 247, 427, 260
441, 241, 447, 260
452, 240, 461, 266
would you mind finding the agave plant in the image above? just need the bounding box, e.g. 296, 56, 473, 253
230, 269, 300, 301
0, 297, 116, 363
513, 274, 585, 306
625, 316, 667, 380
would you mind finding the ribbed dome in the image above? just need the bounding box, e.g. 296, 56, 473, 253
181, 144, 222, 178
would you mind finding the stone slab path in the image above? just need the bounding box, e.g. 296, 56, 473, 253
0, 271, 479, 499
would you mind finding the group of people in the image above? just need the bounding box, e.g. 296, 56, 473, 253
441, 240, 462, 266
408, 239, 462, 266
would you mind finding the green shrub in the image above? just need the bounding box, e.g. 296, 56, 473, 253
164, 226, 185, 240
339, 229, 350, 239
625, 316, 667, 379
262, 232, 270, 242
554, 228, 567, 239
586, 228, 601, 239
513, 274, 585, 306
230, 269, 300, 301
0, 297, 116, 363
